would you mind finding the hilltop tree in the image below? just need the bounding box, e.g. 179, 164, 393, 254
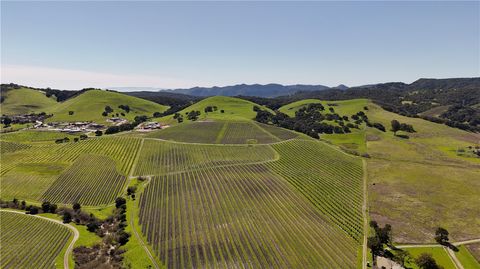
391, 120, 401, 135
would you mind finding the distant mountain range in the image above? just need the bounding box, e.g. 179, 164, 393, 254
113, 84, 349, 98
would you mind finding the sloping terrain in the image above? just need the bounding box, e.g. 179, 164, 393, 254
147, 120, 297, 144
159, 96, 273, 123
0, 211, 72, 269
1, 87, 58, 115
46, 89, 168, 124
365, 102, 480, 243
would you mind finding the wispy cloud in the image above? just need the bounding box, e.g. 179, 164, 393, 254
1, 65, 195, 90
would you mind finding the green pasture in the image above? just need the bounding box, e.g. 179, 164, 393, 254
1, 88, 58, 115
46, 89, 168, 124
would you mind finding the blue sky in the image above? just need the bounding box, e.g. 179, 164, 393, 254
1, 1, 479, 90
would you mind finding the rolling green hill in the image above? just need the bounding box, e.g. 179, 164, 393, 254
1, 88, 58, 115
159, 96, 273, 124
46, 90, 169, 124
279, 98, 368, 117
279, 98, 369, 153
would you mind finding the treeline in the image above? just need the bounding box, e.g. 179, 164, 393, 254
254, 104, 386, 139
240, 78, 480, 133
125, 91, 201, 117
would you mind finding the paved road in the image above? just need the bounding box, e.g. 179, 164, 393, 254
0, 209, 79, 269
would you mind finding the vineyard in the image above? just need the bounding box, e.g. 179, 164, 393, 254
0, 140, 31, 154
0, 137, 141, 204
134, 139, 277, 176
220, 122, 279, 144
41, 154, 126, 206
0, 211, 72, 269
1, 163, 67, 201
267, 139, 364, 241
256, 122, 299, 140
147, 121, 226, 143
0, 130, 80, 143
138, 164, 358, 269
147, 121, 297, 145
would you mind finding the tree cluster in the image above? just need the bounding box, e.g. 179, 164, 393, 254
391, 120, 415, 135
367, 221, 393, 267
186, 110, 201, 121
55, 137, 71, 144
72, 197, 130, 269
204, 106, 218, 113
118, 104, 130, 113
254, 104, 379, 139
415, 253, 444, 269
240, 78, 480, 133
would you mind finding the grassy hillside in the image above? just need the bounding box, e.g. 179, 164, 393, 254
364, 102, 480, 243
1, 88, 58, 115
46, 90, 169, 124
280, 98, 480, 244
279, 98, 368, 117
279, 98, 369, 153
159, 96, 273, 124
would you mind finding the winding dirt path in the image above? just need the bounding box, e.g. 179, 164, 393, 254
128, 176, 161, 269
362, 159, 369, 269
0, 209, 79, 269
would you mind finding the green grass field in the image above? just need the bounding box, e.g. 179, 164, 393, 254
366, 102, 480, 243
1, 88, 58, 115
46, 89, 169, 124
0, 211, 72, 269
278, 98, 368, 118
456, 245, 480, 269
138, 164, 358, 268
403, 247, 456, 269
